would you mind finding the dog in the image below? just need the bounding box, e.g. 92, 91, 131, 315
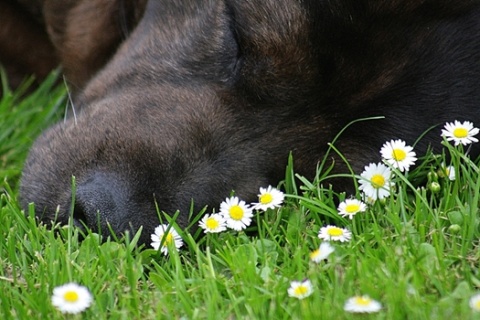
8, 0, 480, 246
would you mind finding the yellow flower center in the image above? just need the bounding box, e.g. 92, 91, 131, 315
162, 232, 173, 246
63, 291, 79, 303
293, 285, 309, 296
327, 227, 344, 237
345, 203, 360, 213
259, 193, 273, 204
371, 174, 385, 189
392, 148, 406, 161
205, 217, 220, 230
310, 249, 320, 259
474, 300, 480, 310
453, 127, 468, 138
354, 296, 372, 306
229, 205, 244, 220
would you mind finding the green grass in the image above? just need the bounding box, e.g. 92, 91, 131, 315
0, 70, 65, 191
1, 74, 480, 319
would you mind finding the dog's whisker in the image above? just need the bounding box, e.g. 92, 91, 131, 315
63, 75, 77, 125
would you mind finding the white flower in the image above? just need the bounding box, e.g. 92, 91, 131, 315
199, 213, 227, 233
287, 279, 313, 299
310, 242, 335, 263
470, 293, 480, 312
252, 186, 285, 211
380, 139, 417, 172
442, 120, 479, 146
318, 225, 352, 242
151, 224, 183, 255
439, 163, 456, 181
358, 162, 394, 201
337, 198, 367, 220
220, 196, 253, 231
344, 295, 382, 313
51, 283, 93, 314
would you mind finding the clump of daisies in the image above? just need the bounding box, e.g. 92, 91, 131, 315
344, 295, 382, 313
51, 283, 93, 314
151, 224, 183, 255
287, 279, 314, 300
380, 139, 417, 172
198, 185, 285, 233
442, 120, 479, 146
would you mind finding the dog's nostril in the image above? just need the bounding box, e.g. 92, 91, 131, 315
72, 201, 88, 229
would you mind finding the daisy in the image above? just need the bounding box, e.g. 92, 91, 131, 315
337, 198, 367, 220
51, 282, 93, 314
380, 139, 417, 172
439, 163, 456, 181
344, 295, 382, 313
151, 224, 183, 255
469, 293, 480, 312
220, 196, 253, 231
442, 120, 479, 146
318, 225, 352, 242
287, 279, 313, 299
252, 186, 285, 211
199, 213, 227, 233
310, 242, 335, 263
358, 162, 394, 200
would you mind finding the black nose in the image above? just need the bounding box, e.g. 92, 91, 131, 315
72, 172, 127, 235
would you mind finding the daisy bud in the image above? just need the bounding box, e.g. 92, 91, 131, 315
428, 181, 441, 193
448, 224, 461, 234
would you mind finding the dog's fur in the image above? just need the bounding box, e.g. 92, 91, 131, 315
6, 0, 480, 245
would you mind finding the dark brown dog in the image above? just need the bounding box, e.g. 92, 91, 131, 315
12, 0, 480, 246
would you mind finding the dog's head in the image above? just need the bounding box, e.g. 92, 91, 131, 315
20, 0, 480, 245
21, 0, 332, 244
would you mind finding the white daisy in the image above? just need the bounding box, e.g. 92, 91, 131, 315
151, 224, 183, 255
199, 213, 227, 233
252, 186, 285, 211
337, 198, 367, 220
310, 242, 335, 263
358, 162, 394, 201
380, 139, 417, 172
439, 163, 456, 181
287, 279, 313, 299
220, 196, 253, 231
442, 120, 479, 146
470, 293, 480, 312
344, 295, 382, 313
318, 225, 352, 242
51, 283, 93, 314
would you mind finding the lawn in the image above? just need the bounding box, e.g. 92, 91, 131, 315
1, 72, 480, 319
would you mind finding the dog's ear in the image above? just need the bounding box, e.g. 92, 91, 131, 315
43, 0, 147, 91
0, 1, 57, 93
